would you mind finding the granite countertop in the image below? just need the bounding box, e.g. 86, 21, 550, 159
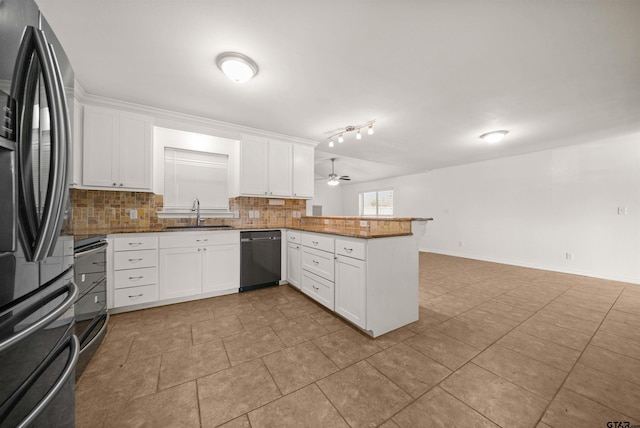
74, 225, 414, 239
73, 217, 433, 240
286, 225, 412, 239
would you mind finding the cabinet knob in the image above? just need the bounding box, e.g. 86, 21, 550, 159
119, 183, 124, 187
112, 183, 117, 186
198, 248, 201, 252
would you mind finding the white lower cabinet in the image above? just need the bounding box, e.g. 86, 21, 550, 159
300, 232, 335, 309
158, 231, 240, 301
108, 231, 239, 311
114, 284, 158, 308
335, 255, 366, 329
110, 235, 159, 309
289, 231, 419, 337
301, 270, 334, 310
158, 247, 203, 299
286, 241, 301, 289
202, 244, 240, 293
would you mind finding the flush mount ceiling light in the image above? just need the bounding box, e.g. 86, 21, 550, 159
326, 120, 375, 147
216, 52, 258, 83
479, 130, 509, 144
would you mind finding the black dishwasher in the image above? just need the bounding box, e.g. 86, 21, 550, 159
240, 230, 281, 292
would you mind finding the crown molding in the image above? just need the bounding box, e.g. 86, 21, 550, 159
74, 88, 317, 147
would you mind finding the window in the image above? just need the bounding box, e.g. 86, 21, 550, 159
359, 189, 393, 216
164, 148, 229, 211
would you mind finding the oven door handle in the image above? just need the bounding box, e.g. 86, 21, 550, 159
74, 241, 108, 258
0, 334, 79, 427
78, 312, 109, 349
0, 280, 78, 353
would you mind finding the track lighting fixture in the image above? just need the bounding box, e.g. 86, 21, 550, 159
326, 120, 376, 147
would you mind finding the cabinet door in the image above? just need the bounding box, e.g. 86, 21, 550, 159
287, 242, 301, 289
82, 105, 117, 187
202, 244, 240, 294
159, 247, 202, 299
118, 112, 152, 190
240, 137, 268, 195
335, 255, 366, 329
268, 140, 292, 197
292, 144, 314, 198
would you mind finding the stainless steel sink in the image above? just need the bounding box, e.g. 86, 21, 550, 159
165, 225, 234, 230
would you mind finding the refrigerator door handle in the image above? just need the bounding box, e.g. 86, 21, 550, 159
0, 279, 78, 353
11, 26, 69, 262
30, 29, 68, 261
0, 334, 79, 427
40, 42, 70, 259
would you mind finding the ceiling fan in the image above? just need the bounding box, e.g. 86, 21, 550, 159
317, 158, 351, 186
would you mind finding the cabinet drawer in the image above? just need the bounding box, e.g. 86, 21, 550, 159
159, 231, 239, 249
302, 233, 334, 253
113, 249, 157, 270
287, 231, 301, 244
335, 239, 366, 261
114, 284, 158, 308
113, 236, 158, 251
302, 247, 334, 281
301, 270, 334, 310
114, 267, 158, 289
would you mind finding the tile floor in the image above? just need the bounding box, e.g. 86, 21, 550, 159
76, 253, 640, 427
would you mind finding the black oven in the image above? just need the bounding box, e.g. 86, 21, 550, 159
73, 235, 108, 380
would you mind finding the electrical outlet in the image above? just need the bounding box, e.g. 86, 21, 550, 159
360, 221, 368, 227
254, 211, 260, 219
617, 207, 628, 215
233, 210, 239, 218
248, 210, 254, 219
566, 252, 574, 261
130, 209, 138, 219
323, 219, 329, 225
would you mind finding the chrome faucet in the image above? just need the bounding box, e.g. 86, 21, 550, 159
191, 198, 204, 226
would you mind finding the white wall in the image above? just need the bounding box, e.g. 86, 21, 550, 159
306, 181, 344, 216
341, 134, 640, 283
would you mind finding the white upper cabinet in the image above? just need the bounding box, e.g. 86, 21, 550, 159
239, 136, 269, 195
267, 139, 293, 197
83, 105, 152, 191
239, 136, 313, 199
292, 144, 314, 198
240, 137, 292, 197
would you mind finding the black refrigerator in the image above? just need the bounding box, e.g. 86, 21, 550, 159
0, 0, 78, 426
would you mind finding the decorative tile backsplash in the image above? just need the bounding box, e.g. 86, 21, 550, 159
70, 189, 306, 234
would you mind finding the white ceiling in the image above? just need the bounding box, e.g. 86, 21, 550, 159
37, 0, 640, 183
